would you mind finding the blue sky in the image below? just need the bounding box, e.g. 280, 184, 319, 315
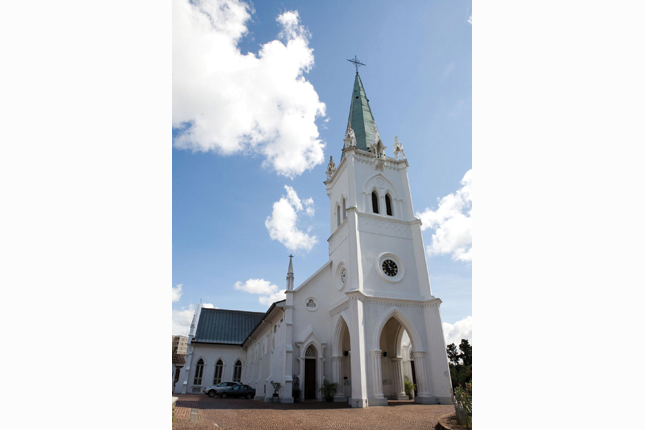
172, 0, 472, 343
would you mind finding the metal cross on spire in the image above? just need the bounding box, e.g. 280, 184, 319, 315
347, 55, 366, 74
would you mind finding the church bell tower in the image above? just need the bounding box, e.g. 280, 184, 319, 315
324, 67, 452, 407
324, 70, 433, 300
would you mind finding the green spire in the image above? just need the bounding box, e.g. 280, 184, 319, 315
346, 73, 380, 152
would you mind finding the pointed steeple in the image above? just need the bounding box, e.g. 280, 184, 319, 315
286, 255, 294, 291
346, 73, 380, 152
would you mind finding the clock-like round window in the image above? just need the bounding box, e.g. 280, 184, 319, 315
382, 259, 398, 277
336, 263, 347, 291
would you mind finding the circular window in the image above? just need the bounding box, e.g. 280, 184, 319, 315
336, 263, 347, 291
305, 297, 318, 312
376, 253, 404, 283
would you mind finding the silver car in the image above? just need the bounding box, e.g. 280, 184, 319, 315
202, 382, 242, 397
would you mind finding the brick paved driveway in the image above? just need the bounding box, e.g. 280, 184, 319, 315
173, 394, 453, 429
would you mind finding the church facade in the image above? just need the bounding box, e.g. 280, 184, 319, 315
174, 72, 453, 407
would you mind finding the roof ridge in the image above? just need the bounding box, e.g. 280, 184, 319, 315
201, 307, 266, 315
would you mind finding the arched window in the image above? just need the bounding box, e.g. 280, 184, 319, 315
336, 205, 341, 227
305, 345, 316, 357
233, 360, 242, 382
372, 191, 379, 214
342, 198, 347, 220
213, 359, 223, 385
385, 194, 393, 216
193, 358, 204, 385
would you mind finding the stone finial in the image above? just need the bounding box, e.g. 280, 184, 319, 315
344, 122, 357, 148
368, 122, 386, 159
394, 136, 406, 160
326, 156, 337, 180
369, 122, 381, 148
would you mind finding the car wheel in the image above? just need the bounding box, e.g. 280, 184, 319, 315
245, 393, 252, 399
220, 392, 228, 399
208, 390, 216, 398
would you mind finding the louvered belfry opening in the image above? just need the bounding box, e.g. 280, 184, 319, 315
372, 192, 379, 214
385, 194, 392, 216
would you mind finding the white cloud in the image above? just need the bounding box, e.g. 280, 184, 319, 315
234, 278, 279, 295
259, 290, 287, 306
303, 197, 315, 216
172, 0, 327, 178
234, 278, 286, 306
442, 316, 472, 346
172, 284, 183, 302
172, 302, 218, 335
265, 185, 318, 251
468, 16, 472, 25
417, 170, 472, 262
172, 304, 195, 336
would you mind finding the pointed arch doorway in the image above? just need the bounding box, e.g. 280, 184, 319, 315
304, 345, 317, 399
373, 311, 427, 403
332, 315, 352, 401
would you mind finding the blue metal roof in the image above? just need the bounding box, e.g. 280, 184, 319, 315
194, 308, 266, 345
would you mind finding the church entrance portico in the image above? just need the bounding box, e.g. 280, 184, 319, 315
369, 307, 435, 405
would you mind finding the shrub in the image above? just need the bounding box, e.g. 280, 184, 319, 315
318, 379, 338, 401
404, 376, 416, 398
452, 382, 472, 429
270, 381, 282, 396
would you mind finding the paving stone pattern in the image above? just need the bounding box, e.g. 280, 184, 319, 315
173, 394, 454, 430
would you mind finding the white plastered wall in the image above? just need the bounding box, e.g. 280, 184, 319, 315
175, 344, 246, 395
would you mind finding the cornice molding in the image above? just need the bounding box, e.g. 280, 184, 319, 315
326, 147, 408, 187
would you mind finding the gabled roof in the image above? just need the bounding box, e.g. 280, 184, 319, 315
194, 308, 265, 345
346, 73, 380, 152
241, 300, 286, 347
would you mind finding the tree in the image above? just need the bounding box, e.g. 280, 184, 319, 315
458, 339, 472, 366
447, 343, 460, 365
447, 339, 472, 391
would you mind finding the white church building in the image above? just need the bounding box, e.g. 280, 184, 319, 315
174, 72, 453, 407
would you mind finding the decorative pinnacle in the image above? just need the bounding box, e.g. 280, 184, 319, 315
288, 254, 294, 275
347, 55, 365, 74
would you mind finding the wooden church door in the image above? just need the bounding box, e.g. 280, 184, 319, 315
305, 358, 316, 399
